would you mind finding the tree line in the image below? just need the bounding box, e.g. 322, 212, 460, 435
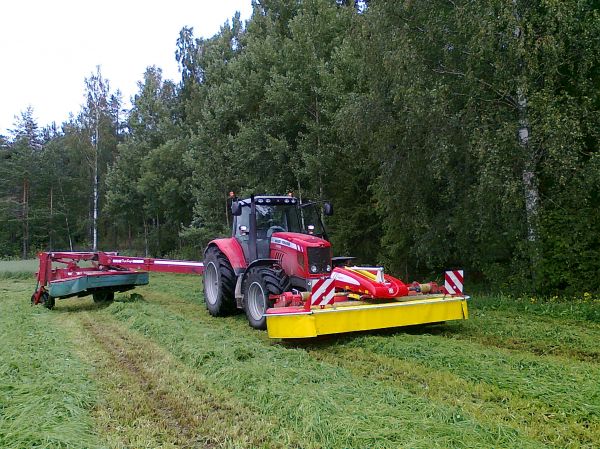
0, 0, 598, 294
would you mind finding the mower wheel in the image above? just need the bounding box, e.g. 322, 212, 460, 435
41, 292, 55, 309
93, 290, 114, 303
243, 266, 290, 330
203, 247, 236, 316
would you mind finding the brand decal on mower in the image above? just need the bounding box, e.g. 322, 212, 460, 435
330, 271, 360, 285
112, 258, 145, 264
154, 260, 204, 267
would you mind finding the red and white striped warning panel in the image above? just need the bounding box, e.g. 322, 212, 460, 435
445, 270, 464, 295
311, 278, 336, 306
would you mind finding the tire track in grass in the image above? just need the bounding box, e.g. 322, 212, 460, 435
107, 292, 546, 449
54, 308, 292, 449
82, 318, 212, 448
331, 332, 600, 448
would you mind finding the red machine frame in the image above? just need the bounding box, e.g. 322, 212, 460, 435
32, 251, 204, 305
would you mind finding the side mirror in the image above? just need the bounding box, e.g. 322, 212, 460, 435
231, 201, 242, 216
323, 202, 333, 216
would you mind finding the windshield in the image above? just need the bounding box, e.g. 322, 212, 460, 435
234, 202, 326, 238
298, 204, 326, 237
255, 204, 303, 234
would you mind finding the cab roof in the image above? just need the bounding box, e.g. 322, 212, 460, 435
242, 195, 299, 205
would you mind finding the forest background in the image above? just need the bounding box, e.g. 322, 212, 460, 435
1, 0, 598, 294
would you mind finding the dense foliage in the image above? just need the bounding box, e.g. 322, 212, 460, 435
0, 0, 598, 293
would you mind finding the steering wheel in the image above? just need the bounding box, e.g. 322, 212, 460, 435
267, 226, 286, 238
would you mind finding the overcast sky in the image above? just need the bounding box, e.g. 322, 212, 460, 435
0, 0, 252, 136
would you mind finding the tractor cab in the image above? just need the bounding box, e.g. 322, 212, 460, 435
231, 195, 331, 261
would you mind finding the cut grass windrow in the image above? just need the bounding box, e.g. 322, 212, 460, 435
301, 325, 600, 448
433, 309, 600, 362
305, 344, 596, 448
4, 273, 599, 449
90, 278, 553, 449
55, 309, 295, 449
334, 331, 600, 423
136, 274, 600, 449
0, 279, 100, 449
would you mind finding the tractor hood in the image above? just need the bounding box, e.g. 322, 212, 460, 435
271, 232, 329, 249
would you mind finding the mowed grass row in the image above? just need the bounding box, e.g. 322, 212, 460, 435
101, 289, 540, 448
94, 273, 598, 448
2, 271, 599, 448
0, 278, 101, 449
1, 274, 300, 448
54, 306, 294, 448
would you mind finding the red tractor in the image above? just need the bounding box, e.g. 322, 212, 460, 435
202, 194, 335, 328
202, 194, 468, 337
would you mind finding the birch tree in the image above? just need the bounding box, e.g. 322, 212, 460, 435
83, 66, 110, 251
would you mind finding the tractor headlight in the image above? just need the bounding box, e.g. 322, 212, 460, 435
310, 264, 318, 273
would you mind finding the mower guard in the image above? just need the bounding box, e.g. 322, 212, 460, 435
266, 294, 469, 339
48, 271, 149, 299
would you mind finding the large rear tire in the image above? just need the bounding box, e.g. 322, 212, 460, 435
203, 247, 236, 316
243, 266, 290, 330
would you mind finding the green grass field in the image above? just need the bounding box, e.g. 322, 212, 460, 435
0, 259, 38, 279
0, 270, 598, 448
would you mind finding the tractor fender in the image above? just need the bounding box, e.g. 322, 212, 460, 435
234, 258, 279, 305
244, 258, 279, 273
204, 238, 247, 273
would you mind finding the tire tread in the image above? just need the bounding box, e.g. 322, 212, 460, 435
243, 265, 289, 330
203, 246, 237, 316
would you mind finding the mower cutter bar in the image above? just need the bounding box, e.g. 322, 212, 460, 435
265, 294, 469, 338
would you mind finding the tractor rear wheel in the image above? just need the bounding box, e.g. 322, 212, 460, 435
93, 290, 114, 303
243, 266, 290, 330
203, 247, 236, 316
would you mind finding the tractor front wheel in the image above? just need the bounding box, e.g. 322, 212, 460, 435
203, 247, 236, 316
243, 266, 290, 330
